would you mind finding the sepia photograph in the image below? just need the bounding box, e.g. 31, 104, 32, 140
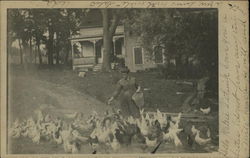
6, 8, 220, 154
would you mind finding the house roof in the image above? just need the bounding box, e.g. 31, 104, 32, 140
69, 33, 124, 41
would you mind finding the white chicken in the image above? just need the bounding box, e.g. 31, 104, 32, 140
90, 120, 111, 144
200, 107, 211, 115
53, 132, 63, 144
31, 126, 41, 144
72, 130, 88, 142
155, 109, 168, 129
65, 112, 78, 119
44, 114, 52, 122
163, 120, 183, 147
174, 134, 182, 147
139, 109, 145, 118
144, 112, 150, 120
191, 125, 199, 135
207, 127, 211, 138
97, 128, 112, 144
194, 130, 211, 146
10, 119, 22, 138
71, 142, 79, 154
109, 122, 120, 148
60, 124, 81, 153
145, 136, 157, 147
35, 109, 44, 122
127, 116, 136, 125
110, 132, 121, 151
136, 117, 150, 136
171, 112, 182, 123
63, 141, 79, 154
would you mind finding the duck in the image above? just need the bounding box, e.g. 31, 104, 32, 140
200, 107, 211, 115
194, 130, 211, 146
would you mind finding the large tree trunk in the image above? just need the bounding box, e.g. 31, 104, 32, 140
22, 38, 29, 71
37, 44, 42, 64
102, 9, 111, 71
29, 36, 32, 63
64, 15, 71, 65
18, 39, 23, 64
48, 24, 54, 65
55, 31, 60, 65
64, 42, 70, 65
101, 9, 120, 72
35, 35, 43, 64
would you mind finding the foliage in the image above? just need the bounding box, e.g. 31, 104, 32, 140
8, 9, 88, 65
125, 9, 218, 79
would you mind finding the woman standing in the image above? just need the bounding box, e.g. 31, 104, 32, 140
108, 67, 141, 118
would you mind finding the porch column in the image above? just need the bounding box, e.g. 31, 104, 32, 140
93, 40, 97, 64
71, 41, 75, 70
113, 38, 116, 55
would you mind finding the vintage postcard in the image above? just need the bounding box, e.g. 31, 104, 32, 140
0, 1, 249, 158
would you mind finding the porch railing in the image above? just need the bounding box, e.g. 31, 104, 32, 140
73, 56, 95, 65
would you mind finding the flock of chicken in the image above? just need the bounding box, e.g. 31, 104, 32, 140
10, 108, 213, 154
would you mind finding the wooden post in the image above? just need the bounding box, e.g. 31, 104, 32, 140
93, 40, 97, 64
71, 41, 75, 70
113, 37, 116, 55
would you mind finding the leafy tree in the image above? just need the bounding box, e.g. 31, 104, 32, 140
8, 9, 30, 64
8, 9, 87, 66
125, 9, 218, 78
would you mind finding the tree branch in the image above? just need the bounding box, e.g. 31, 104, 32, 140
109, 12, 120, 36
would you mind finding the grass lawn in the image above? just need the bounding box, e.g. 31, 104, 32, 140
12, 65, 198, 112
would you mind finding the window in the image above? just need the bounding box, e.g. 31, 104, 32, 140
134, 47, 143, 65
115, 38, 123, 55
154, 46, 164, 63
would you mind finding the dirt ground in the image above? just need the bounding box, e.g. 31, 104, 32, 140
8, 65, 218, 154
